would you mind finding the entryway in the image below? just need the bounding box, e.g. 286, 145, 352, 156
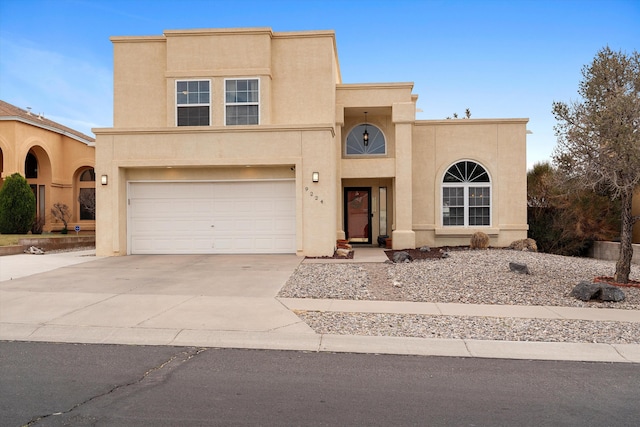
344, 187, 371, 244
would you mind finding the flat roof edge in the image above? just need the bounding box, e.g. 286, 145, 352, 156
416, 118, 530, 125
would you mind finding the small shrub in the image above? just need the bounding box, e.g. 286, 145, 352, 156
0, 173, 36, 234
509, 238, 538, 252
31, 215, 45, 234
51, 203, 72, 233
470, 231, 490, 249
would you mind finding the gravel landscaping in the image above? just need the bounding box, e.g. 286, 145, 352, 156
279, 249, 640, 344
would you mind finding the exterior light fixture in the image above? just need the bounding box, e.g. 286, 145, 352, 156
101, 175, 108, 185
363, 111, 369, 146
312, 172, 319, 182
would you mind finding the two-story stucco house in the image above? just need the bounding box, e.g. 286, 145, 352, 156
94, 27, 529, 257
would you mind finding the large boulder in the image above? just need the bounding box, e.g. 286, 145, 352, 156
509, 262, 530, 275
570, 281, 625, 302
393, 251, 413, 263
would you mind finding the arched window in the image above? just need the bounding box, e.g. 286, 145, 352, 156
442, 160, 491, 226
80, 169, 95, 182
346, 124, 386, 155
25, 152, 38, 178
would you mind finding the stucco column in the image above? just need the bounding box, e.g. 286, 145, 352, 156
392, 102, 416, 249
335, 105, 345, 241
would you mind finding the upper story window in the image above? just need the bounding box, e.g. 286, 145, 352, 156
225, 78, 259, 125
442, 160, 491, 227
176, 80, 210, 126
346, 123, 386, 155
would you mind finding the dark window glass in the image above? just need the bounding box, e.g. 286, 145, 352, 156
226, 105, 258, 125
80, 169, 95, 181
178, 106, 210, 126
79, 188, 95, 220
25, 152, 38, 178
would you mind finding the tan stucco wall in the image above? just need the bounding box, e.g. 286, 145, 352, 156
412, 119, 529, 247
0, 120, 95, 231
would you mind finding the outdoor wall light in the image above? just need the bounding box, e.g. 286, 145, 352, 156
363, 111, 369, 146
101, 175, 108, 185
312, 172, 319, 183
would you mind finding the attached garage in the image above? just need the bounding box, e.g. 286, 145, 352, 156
128, 180, 296, 254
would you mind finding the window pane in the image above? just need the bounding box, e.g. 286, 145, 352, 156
225, 79, 259, 125
444, 207, 464, 226
444, 161, 490, 183
79, 188, 95, 220
469, 186, 490, 206
226, 105, 258, 125
345, 124, 386, 155
25, 152, 38, 178
80, 169, 95, 181
177, 106, 209, 126
178, 80, 209, 106
469, 207, 490, 226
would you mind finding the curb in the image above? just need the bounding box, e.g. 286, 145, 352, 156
1, 325, 638, 364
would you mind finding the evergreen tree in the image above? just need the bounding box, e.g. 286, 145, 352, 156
0, 173, 36, 234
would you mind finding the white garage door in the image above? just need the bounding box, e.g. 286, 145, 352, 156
128, 181, 296, 254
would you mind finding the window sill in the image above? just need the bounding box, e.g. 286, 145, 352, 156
434, 227, 499, 237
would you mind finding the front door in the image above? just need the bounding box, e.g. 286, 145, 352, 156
344, 187, 371, 244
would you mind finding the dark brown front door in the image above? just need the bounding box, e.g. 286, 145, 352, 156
344, 187, 371, 244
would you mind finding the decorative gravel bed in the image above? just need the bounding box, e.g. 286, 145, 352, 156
279, 249, 640, 343
296, 311, 640, 344
280, 249, 640, 309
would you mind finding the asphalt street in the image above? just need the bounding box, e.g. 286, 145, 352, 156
2, 341, 639, 426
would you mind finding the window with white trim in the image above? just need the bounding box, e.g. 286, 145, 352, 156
176, 80, 210, 126
225, 78, 259, 125
442, 161, 491, 226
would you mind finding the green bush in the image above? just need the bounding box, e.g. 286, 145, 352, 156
0, 173, 36, 234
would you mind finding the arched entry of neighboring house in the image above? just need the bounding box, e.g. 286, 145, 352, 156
24, 146, 52, 224
76, 167, 96, 221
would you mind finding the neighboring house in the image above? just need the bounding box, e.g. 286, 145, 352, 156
95, 27, 529, 257
0, 100, 96, 232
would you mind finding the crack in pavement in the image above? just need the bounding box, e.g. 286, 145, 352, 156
22, 347, 208, 426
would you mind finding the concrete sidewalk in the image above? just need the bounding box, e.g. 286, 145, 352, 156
0, 248, 639, 363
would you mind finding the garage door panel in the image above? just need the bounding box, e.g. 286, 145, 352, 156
129, 181, 295, 254
274, 218, 296, 232
212, 200, 234, 214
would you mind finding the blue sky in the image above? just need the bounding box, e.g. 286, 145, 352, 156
0, 0, 638, 169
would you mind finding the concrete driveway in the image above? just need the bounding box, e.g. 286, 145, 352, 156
0, 253, 317, 347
